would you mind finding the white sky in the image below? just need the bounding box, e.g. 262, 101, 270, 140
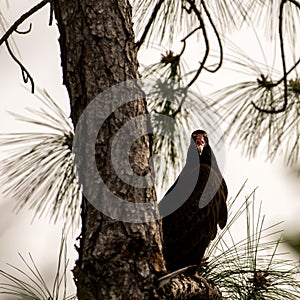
0, 1, 299, 298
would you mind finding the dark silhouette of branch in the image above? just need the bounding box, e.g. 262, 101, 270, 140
179, 26, 202, 57
272, 0, 300, 84
49, 0, 54, 26
0, 0, 50, 47
252, 0, 288, 114
0, 0, 51, 93
201, 0, 223, 73
186, 0, 210, 88
5, 41, 35, 93
288, 0, 300, 9
15, 23, 32, 34
276, 57, 300, 84
135, 0, 164, 49
166, 27, 203, 118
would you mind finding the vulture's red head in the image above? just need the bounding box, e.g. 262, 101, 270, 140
192, 130, 208, 155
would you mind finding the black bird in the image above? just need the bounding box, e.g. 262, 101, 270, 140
159, 130, 228, 271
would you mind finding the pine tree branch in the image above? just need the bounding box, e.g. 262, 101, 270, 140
288, 0, 300, 9
0, 0, 51, 93
0, 0, 51, 47
158, 274, 222, 299
5, 40, 35, 93
251, 0, 300, 114
135, 0, 165, 49
185, 0, 210, 88
200, 0, 223, 73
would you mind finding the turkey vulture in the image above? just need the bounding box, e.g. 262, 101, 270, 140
159, 130, 228, 271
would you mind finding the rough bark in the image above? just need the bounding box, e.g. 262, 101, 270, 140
53, 0, 165, 299
158, 274, 222, 300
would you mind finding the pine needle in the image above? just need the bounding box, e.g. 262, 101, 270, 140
0, 88, 81, 228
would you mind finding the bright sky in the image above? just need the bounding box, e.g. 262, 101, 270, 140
0, 1, 299, 298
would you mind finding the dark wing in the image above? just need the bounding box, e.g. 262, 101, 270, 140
160, 164, 227, 271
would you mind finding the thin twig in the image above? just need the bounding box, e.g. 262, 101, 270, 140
186, 0, 210, 88
179, 26, 201, 57
252, 0, 288, 114
135, 0, 164, 49
5, 40, 35, 93
276, 57, 300, 84
271, 0, 300, 84
288, 0, 300, 9
49, 0, 54, 26
0, 0, 50, 47
201, 0, 223, 73
169, 26, 202, 117
15, 23, 32, 35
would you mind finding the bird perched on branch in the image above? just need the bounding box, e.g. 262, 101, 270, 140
159, 130, 228, 271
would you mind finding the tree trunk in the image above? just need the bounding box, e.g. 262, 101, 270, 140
52, 0, 223, 299
53, 0, 165, 299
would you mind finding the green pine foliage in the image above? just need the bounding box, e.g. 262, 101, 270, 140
204, 183, 300, 299
0, 234, 76, 300
0, 89, 80, 227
